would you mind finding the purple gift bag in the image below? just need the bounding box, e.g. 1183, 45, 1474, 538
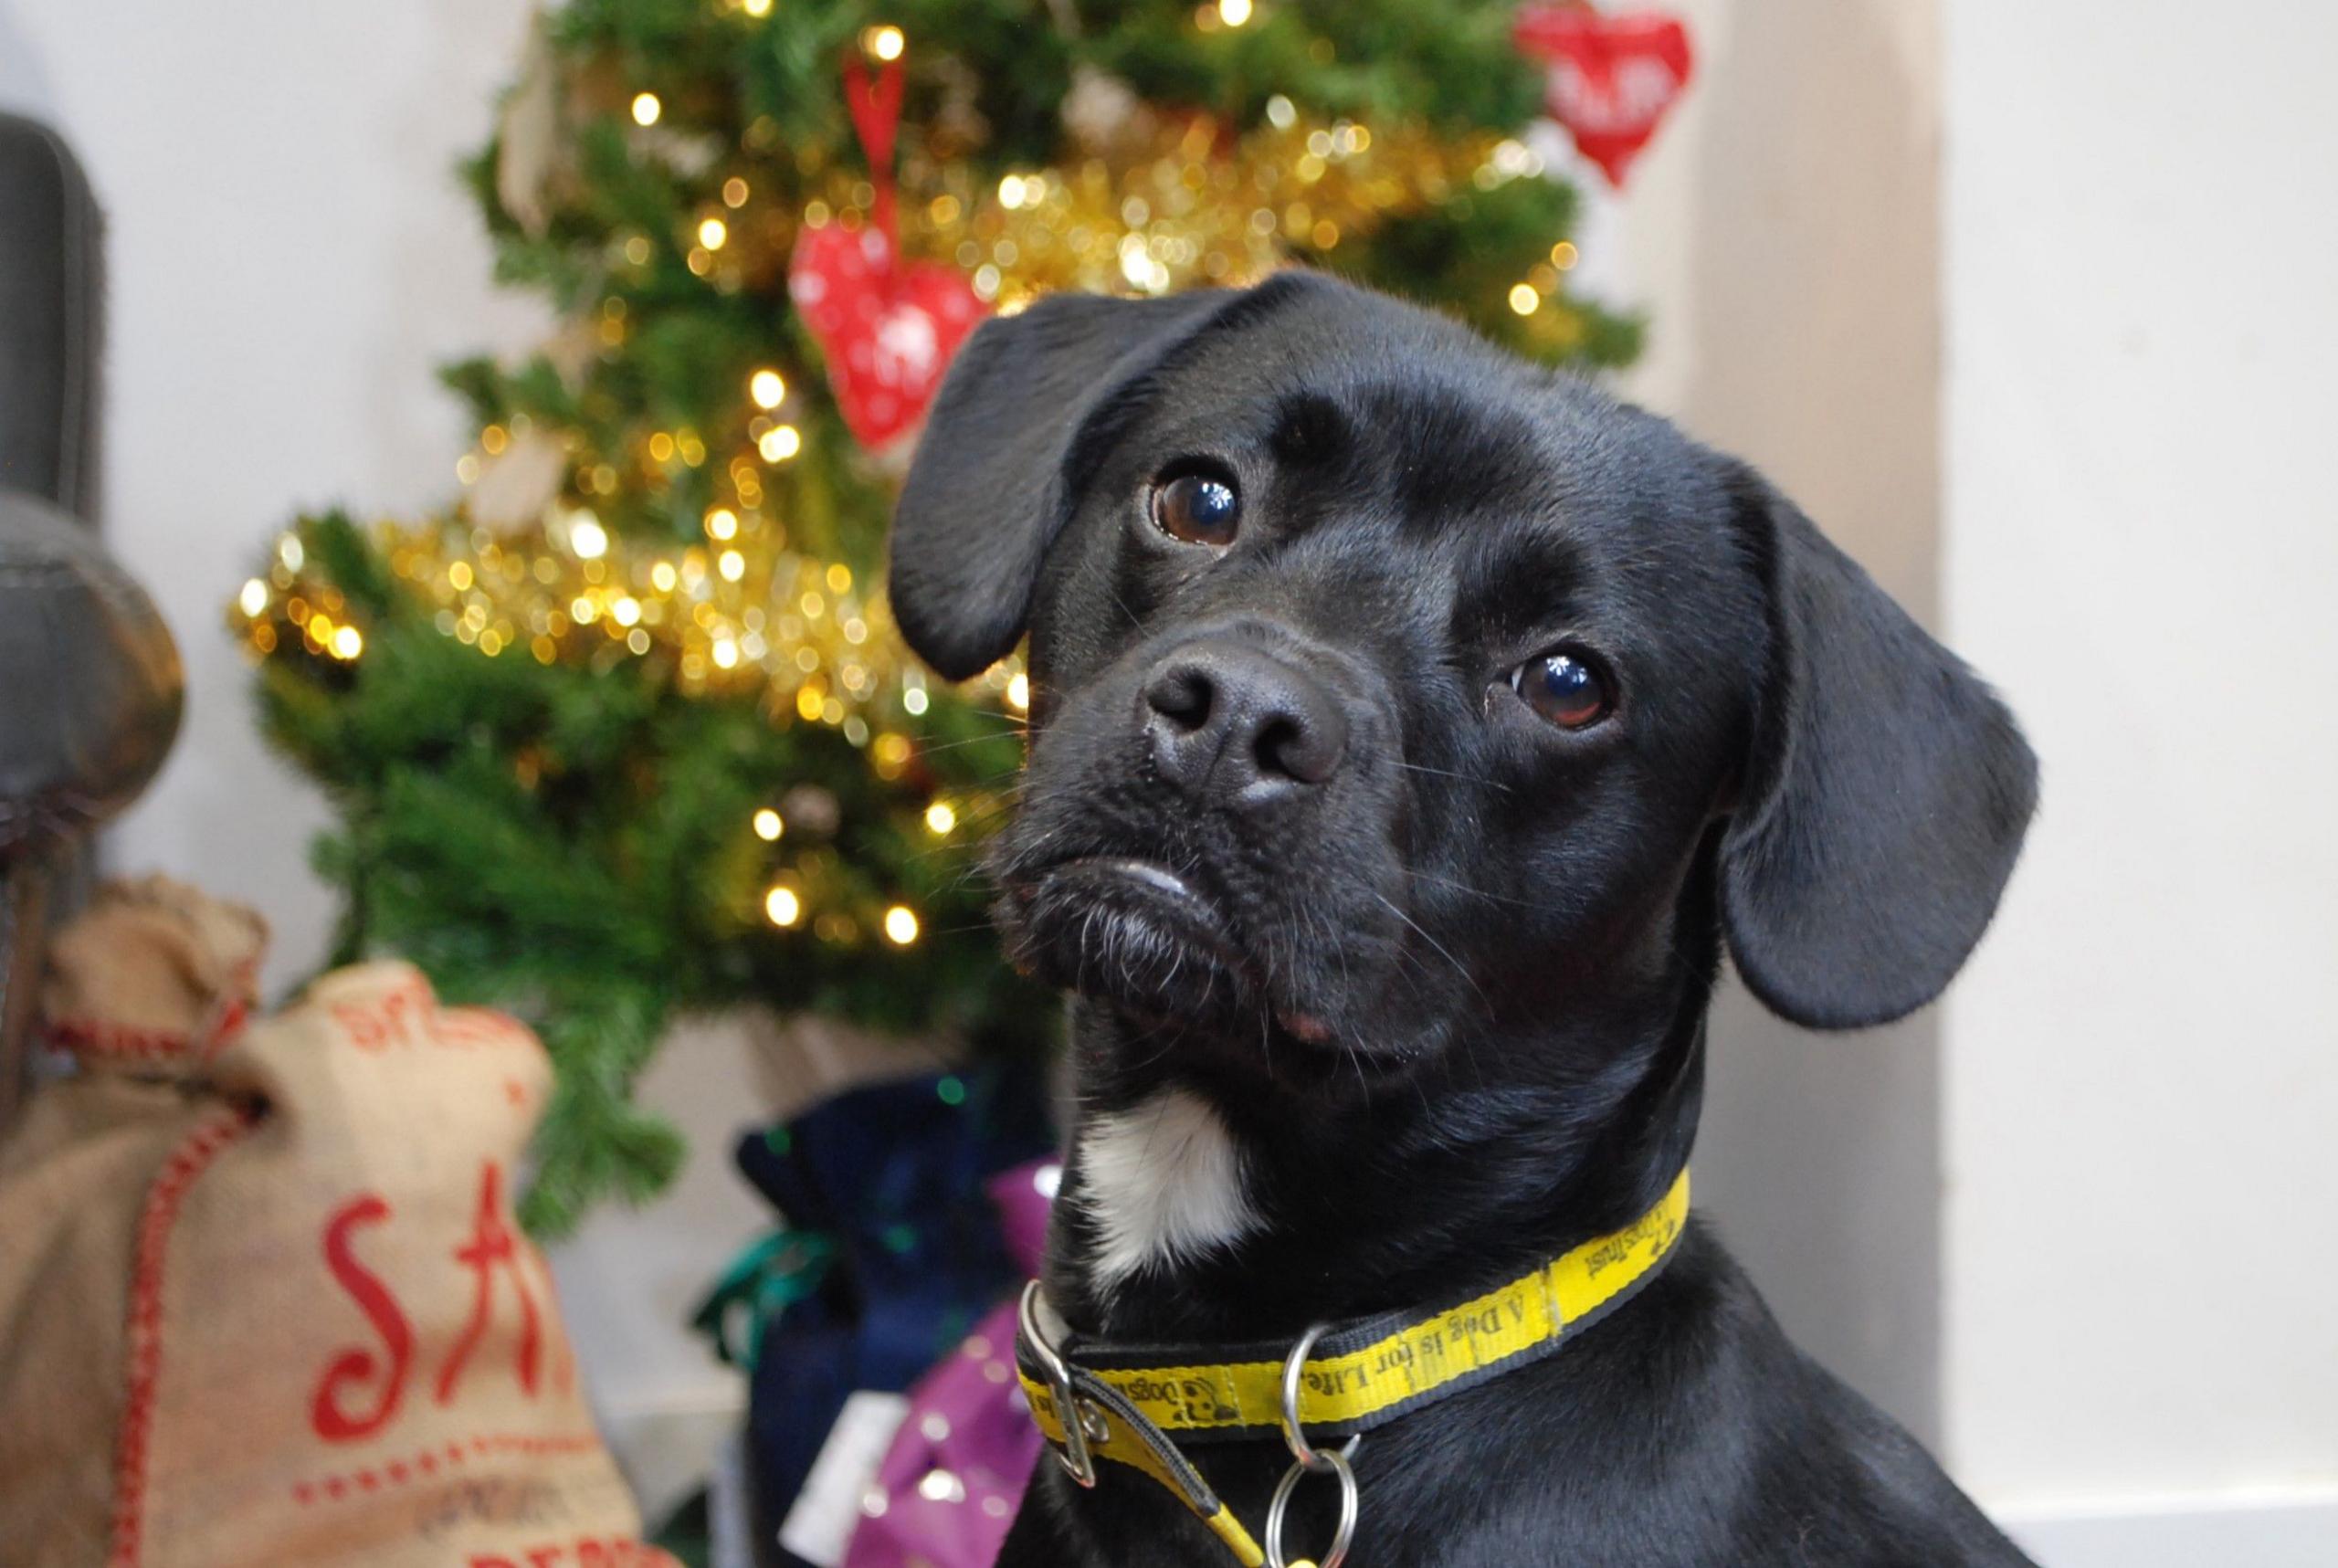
841, 1160, 1057, 1568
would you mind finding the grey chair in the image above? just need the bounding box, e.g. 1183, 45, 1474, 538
0, 112, 183, 1125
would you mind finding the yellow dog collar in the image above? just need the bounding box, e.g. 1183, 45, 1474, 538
1016, 1168, 1690, 1565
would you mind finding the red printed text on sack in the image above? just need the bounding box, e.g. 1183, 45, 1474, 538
309, 1160, 571, 1443
331, 974, 534, 1055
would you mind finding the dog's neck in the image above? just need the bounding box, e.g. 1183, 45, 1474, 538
1044, 952, 1711, 1347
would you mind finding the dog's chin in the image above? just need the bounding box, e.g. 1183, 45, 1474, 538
998, 853, 1411, 1067
1003, 857, 1255, 1025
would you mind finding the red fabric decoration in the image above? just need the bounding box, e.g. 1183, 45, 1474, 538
790, 51, 987, 452
1514, 5, 1694, 189
790, 226, 986, 452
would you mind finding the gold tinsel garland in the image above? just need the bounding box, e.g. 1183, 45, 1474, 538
235, 106, 1576, 740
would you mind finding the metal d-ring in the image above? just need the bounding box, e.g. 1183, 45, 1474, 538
1269, 1323, 1362, 1568
1018, 1281, 1107, 1487
1278, 1322, 1364, 1473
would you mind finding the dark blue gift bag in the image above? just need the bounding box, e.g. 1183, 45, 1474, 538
693, 1066, 1053, 1568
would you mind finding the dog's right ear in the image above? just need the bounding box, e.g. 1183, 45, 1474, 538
888, 287, 1243, 679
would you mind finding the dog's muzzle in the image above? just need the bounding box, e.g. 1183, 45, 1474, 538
995, 624, 1404, 1045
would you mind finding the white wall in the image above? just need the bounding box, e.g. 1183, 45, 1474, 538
1617, 0, 1951, 1446
0, 0, 544, 997
1941, 0, 2338, 1536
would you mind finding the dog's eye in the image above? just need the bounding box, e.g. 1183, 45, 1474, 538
1153, 472, 1241, 548
1511, 650, 1613, 730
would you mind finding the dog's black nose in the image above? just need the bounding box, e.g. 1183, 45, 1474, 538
1143, 641, 1348, 804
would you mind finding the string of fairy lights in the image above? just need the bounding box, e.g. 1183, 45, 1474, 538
236, 6, 1583, 955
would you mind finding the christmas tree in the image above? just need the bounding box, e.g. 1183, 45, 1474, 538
238, 0, 1640, 1235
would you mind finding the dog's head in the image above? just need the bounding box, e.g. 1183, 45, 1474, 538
890, 273, 2034, 1087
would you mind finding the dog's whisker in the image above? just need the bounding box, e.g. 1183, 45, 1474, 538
1406, 868, 1567, 913
1373, 891, 1488, 1007
1392, 759, 1512, 795
1105, 584, 1146, 634
909, 728, 1030, 757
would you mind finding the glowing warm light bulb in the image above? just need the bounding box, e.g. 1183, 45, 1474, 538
753, 808, 784, 841
238, 578, 269, 617
924, 802, 957, 836
698, 216, 728, 250
764, 886, 802, 927
758, 424, 802, 462
1218, 0, 1253, 25
631, 92, 662, 127
1508, 283, 1540, 316
718, 549, 746, 582
650, 561, 678, 592
569, 517, 609, 560
883, 905, 920, 945
742, 0, 770, 15
712, 638, 740, 668
1006, 673, 1031, 711
901, 688, 930, 716
705, 507, 739, 540
332, 626, 364, 660
749, 369, 786, 409
612, 596, 642, 627
863, 25, 905, 61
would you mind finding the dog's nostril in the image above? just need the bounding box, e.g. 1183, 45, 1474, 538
1255, 716, 1300, 778
1144, 665, 1215, 733
1254, 713, 1341, 785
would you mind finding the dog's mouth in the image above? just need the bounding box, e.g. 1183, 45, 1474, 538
1003, 856, 1339, 1043
1006, 857, 1244, 1017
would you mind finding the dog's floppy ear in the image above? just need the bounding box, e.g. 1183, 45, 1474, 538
889, 286, 1246, 679
1718, 465, 2038, 1030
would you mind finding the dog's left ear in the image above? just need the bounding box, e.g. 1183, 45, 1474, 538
1717, 464, 2038, 1030
889, 286, 1250, 679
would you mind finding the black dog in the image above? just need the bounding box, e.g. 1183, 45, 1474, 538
889, 272, 2038, 1567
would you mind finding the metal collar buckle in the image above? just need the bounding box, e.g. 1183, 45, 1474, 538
1018, 1281, 1108, 1487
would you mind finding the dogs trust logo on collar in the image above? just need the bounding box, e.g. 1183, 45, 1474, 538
1112, 1373, 1243, 1429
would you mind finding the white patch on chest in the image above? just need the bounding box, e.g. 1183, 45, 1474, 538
1078, 1088, 1258, 1290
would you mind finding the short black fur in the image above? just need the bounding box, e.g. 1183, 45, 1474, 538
889, 272, 2040, 1567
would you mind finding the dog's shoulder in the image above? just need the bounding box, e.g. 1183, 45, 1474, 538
1359, 1225, 2043, 1566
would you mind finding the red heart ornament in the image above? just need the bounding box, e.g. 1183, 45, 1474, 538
1514, 5, 1694, 189
790, 223, 987, 452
